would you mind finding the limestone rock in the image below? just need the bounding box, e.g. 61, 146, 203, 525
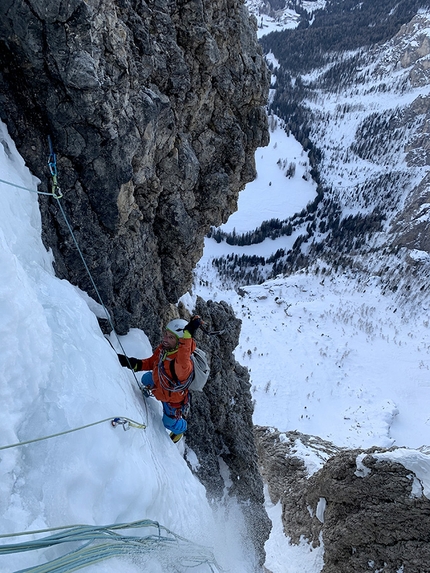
255, 427, 430, 573
0, 0, 269, 343
255, 426, 340, 546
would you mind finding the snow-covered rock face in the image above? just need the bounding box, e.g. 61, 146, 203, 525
396, 15, 430, 74
0, 126, 268, 573
255, 427, 430, 573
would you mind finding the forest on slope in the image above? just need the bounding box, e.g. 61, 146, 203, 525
261, 0, 428, 72
210, 0, 430, 291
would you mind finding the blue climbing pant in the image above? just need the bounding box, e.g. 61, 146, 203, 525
141, 372, 188, 435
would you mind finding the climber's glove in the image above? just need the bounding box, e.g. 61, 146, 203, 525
118, 354, 142, 371
184, 315, 202, 338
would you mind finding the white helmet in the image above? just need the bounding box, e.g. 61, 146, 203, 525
165, 318, 188, 339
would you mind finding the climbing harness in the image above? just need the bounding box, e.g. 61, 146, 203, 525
158, 352, 194, 394
0, 519, 222, 573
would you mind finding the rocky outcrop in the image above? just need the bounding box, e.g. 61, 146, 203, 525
182, 298, 272, 568
390, 15, 430, 253
255, 427, 340, 546
309, 450, 430, 573
255, 427, 430, 573
0, 0, 269, 343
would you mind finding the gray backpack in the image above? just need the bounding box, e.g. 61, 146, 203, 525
189, 348, 210, 391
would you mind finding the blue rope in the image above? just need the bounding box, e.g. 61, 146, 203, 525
0, 177, 52, 196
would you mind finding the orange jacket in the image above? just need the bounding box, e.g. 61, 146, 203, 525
140, 337, 196, 406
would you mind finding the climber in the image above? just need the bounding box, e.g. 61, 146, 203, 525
117, 316, 202, 443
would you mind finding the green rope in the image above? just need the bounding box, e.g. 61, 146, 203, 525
0, 520, 222, 573
0, 416, 146, 452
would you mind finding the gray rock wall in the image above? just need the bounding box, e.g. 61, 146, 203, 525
0, 0, 269, 342
184, 298, 272, 568
309, 451, 430, 573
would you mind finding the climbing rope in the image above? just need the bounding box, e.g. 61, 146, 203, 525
0, 519, 222, 573
0, 177, 53, 196
46, 138, 148, 404
0, 416, 146, 452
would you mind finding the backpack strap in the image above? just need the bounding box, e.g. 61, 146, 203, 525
169, 359, 179, 383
